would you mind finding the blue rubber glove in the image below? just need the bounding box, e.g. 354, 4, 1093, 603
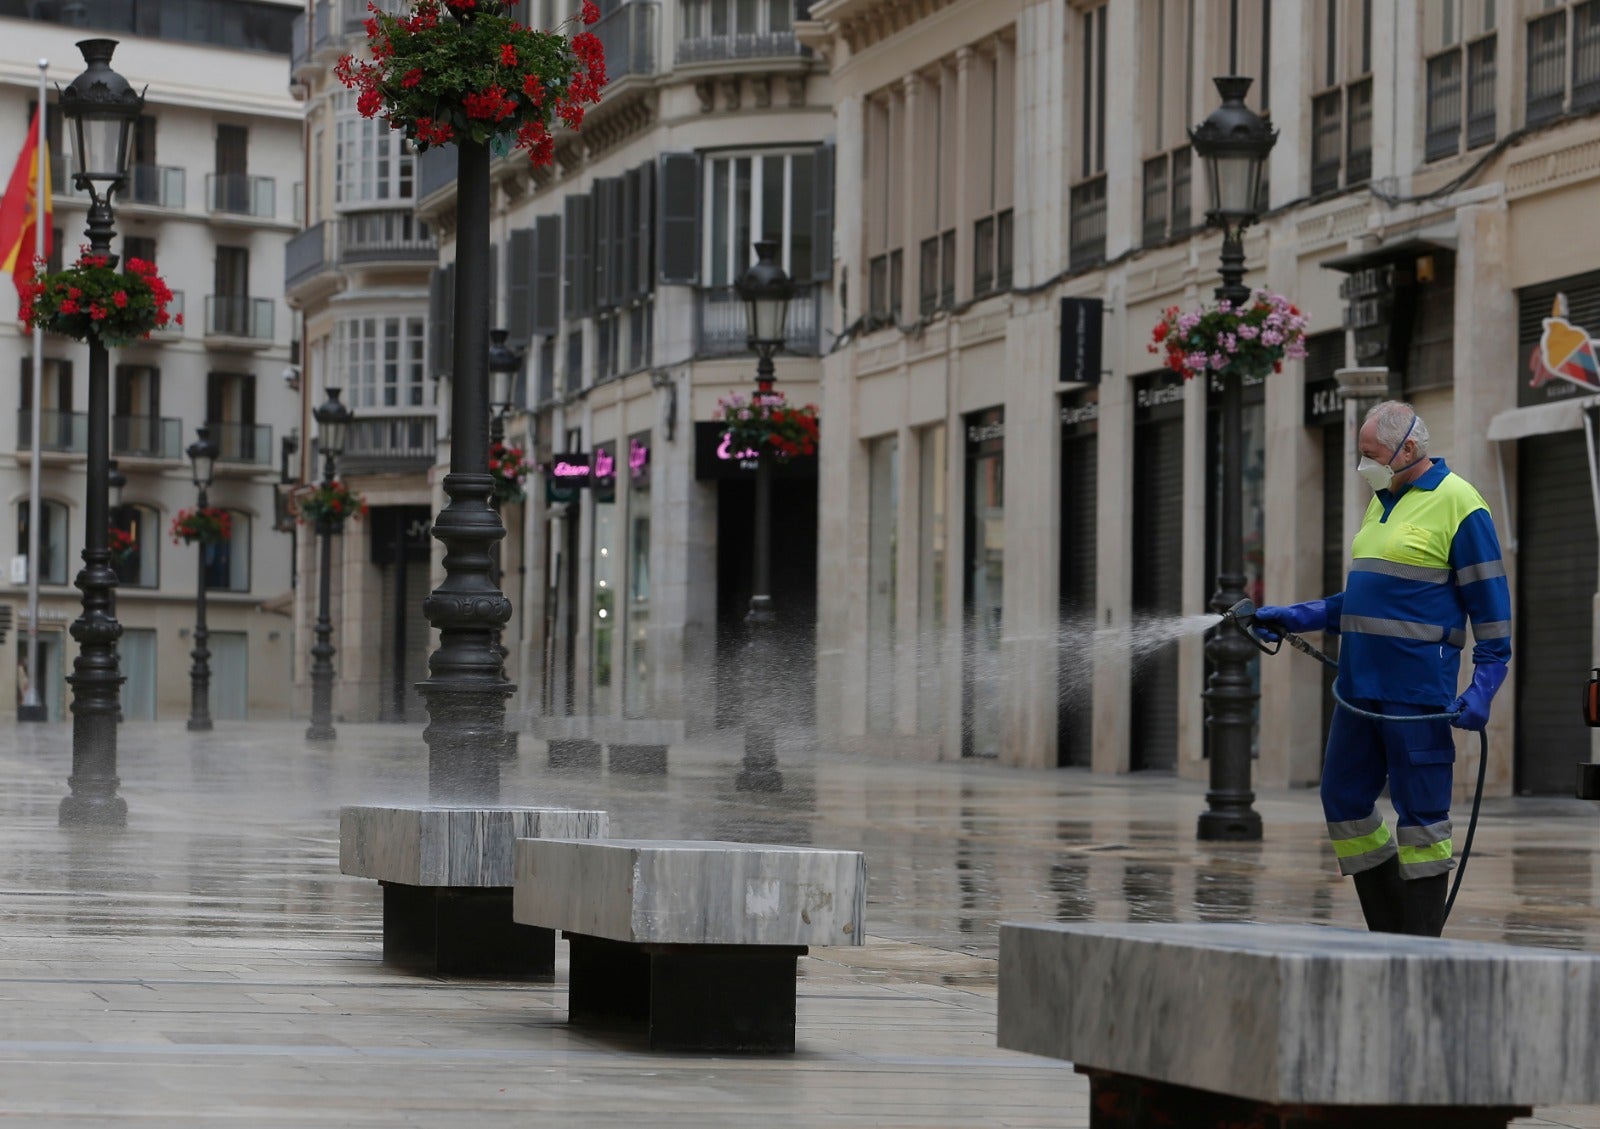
1449, 662, 1508, 731
1251, 600, 1329, 642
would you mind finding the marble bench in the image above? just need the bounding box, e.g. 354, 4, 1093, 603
514, 838, 866, 1052
340, 805, 607, 977
997, 921, 1600, 1128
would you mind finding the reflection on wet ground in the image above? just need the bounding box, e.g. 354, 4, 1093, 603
1, 722, 1598, 1126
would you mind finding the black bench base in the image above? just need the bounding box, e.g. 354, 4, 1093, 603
566, 933, 806, 1052
1079, 1069, 1532, 1129
608, 743, 668, 775
381, 882, 555, 978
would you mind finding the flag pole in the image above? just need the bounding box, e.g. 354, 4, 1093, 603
21, 59, 46, 722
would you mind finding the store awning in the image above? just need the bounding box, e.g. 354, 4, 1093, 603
1487, 395, 1600, 442
1320, 236, 1457, 273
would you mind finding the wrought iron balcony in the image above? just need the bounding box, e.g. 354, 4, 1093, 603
595, 1, 658, 83
676, 28, 804, 65
206, 173, 276, 220
16, 410, 87, 454
695, 283, 819, 358
205, 296, 275, 342
417, 145, 457, 202
112, 415, 183, 460
285, 221, 332, 290
206, 421, 274, 466
338, 209, 435, 265
339, 414, 437, 473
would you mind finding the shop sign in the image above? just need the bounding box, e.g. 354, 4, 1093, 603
1527, 293, 1600, 397
549, 452, 593, 484
692, 422, 817, 481
1059, 297, 1104, 385
1304, 376, 1343, 428
1133, 373, 1185, 423
593, 444, 617, 504
1060, 389, 1099, 437
628, 437, 650, 482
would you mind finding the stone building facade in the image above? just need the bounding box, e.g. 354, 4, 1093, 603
805, 0, 1600, 797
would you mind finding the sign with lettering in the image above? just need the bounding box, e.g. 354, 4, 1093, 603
693, 422, 817, 481
1060, 389, 1099, 438
628, 436, 650, 484
965, 407, 1004, 455
1132, 371, 1184, 424
1304, 375, 1343, 428
593, 443, 617, 504
549, 452, 593, 483
1059, 297, 1104, 385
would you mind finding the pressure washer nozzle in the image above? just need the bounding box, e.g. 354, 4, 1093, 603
1223, 598, 1257, 626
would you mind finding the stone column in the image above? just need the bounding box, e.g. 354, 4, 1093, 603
1092, 274, 1134, 774
899, 73, 920, 322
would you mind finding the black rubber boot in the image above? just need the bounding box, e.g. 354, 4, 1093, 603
1351, 855, 1405, 933
1399, 873, 1449, 938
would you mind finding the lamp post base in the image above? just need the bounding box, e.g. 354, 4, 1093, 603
18, 704, 48, 723
187, 718, 213, 733
1197, 806, 1263, 842
59, 792, 127, 829
736, 726, 784, 793
306, 722, 336, 743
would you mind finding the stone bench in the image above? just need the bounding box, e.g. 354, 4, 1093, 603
997, 921, 1600, 1128
606, 743, 667, 775
340, 805, 607, 977
514, 839, 865, 1052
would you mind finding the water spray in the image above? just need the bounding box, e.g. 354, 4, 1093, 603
1220, 597, 1487, 924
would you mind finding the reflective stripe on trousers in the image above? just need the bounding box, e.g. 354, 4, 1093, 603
1326, 812, 1397, 875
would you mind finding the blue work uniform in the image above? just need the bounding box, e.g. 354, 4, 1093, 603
1318, 459, 1512, 880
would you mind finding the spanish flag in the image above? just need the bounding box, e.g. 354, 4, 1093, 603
0, 108, 52, 301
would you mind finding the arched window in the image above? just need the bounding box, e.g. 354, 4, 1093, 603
111, 503, 159, 589
201, 510, 250, 593
16, 499, 68, 585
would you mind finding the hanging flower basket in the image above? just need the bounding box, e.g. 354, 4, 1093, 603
170, 507, 232, 547
294, 480, 368, 528
21, 251, 180, 347
108, 526, 136, 565
490, 439, 534, 503
715, 389, 820, 462
1148, 290, 1310, 380
336, 0, 607, 166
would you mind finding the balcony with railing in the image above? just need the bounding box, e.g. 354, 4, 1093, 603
312, 0, 338, 55
676, 0, 807, 65
695, 283, 819, 357
113, 415, 183, 460
285, 221, 332, 291
205, 296, 275, 344
339, 414, 437, 473
343, 0, 409, 32
16, 410, 87, 454
207, 421, 274, 466
206, 173, 276, 220
339, 209, 435, 265
594, 1, 658, 83
151, 291, 185, 338
417, 145, 457, 202
1068, 176, 1107, 271
291, 9, 312, 76
125, 164, 185, 210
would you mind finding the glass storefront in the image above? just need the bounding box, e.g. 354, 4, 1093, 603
591, 442, 617, 716
917, 424, 947, 735
963, 409, 1004, 758
624, 433, 652, 718
866, 435, 899, 734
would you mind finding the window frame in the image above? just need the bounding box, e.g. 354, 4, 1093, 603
202, 510, 251, 594
700, 148, 816, 288
338, 314, 428, 412
111, 502, 160, 590
333, 92, 417, 208
17, 498, 69, 587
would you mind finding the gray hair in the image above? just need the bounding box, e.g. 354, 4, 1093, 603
1365, 400, 1430, 457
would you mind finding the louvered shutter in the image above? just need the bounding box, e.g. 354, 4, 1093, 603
532, 214, 561, 337
657, 152, 700, 285
635, 159, 655, 297
507, 228, 534, 344
811, 142, 835, 283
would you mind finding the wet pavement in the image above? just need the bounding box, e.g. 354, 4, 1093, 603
2, 720, 1599, 1126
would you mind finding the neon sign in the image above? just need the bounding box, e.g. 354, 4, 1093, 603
593, 447, 616, 480
550, 453, 592, 481
716, 432, 760, 465
629, 438, 650, 478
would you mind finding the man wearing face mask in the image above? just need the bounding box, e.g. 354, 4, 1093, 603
1253, 400, 1511, 937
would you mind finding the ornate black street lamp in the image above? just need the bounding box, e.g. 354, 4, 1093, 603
58, 39, 142, 829
734, 240, 794, 793
186, 427, 219, 733
306, 387, 352, 743
1190, 75, 1277, 842
487, 329, 521, 677
418, 138, 514, 802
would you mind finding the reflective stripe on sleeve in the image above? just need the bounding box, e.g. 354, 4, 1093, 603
1456, 560, 1506, 585
1472, 620, 1512, 640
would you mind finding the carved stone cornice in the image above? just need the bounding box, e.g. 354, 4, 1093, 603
811, 0, 971, 55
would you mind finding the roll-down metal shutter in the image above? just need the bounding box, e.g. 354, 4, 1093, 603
1131, 416, 1184, 772
1515, 430, 1595, 794
1059, 430, 1098, 767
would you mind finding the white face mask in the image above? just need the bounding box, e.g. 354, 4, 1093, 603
1358, 415, 1420, 493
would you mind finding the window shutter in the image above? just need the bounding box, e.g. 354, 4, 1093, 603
58, 360, 71, 412
532, 214, 561, 337
507, 228, 535, 344
812, 143, 835, 284
609, 177, 627, 307
622, 169, 640, 300
636, 159, 655, 297
563, 196, 582, 319
577, 194, 595, 316
488, 244, 499, 329
657, 151, 700, 285
592, 180, 613, 310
